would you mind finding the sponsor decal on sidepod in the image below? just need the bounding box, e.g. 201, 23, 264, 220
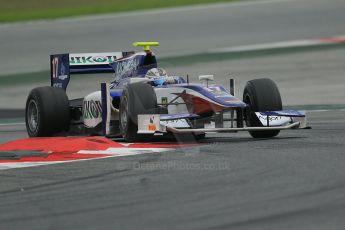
83, 92, 103, 128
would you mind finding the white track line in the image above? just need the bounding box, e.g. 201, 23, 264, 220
0, 147, 175, 170
209, 36, 345, 53
78, 147, 171, 155
0, 122, 25, 126
0, 156, 114, 170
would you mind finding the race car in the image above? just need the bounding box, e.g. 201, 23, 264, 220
25, 42, 307, 141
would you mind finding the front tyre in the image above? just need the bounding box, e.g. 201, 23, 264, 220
25, 87, 70, 137
243, 78, 282, 138
119, 82, 158, 142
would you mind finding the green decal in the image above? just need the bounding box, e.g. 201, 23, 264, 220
162, 97, 168, 105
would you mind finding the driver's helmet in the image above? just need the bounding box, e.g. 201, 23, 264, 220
145, 68, 168, 79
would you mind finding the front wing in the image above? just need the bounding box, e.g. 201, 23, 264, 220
137, 110, 307, 135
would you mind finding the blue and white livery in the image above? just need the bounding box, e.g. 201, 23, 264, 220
25, 42, 307, 140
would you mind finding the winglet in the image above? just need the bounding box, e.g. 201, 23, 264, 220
132, 42, 160, 52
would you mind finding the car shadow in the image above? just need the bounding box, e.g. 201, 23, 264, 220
111, 135, 305, 145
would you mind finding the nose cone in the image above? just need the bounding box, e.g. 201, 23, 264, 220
200, 85, 246, 108
216, 97, 247, 108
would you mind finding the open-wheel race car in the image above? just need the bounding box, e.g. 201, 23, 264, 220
25, 42, 307, 142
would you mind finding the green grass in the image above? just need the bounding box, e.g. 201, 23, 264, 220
0, 0, 239, 23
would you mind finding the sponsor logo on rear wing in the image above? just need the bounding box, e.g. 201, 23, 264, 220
69, 52, 124, 65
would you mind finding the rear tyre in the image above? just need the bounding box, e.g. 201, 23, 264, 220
25, 87, 70, 137
243, 78, 282, 138
119, 82, 158, 142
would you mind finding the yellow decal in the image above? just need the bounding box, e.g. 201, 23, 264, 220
161, 97, 168, 105
132, 42, 160, 51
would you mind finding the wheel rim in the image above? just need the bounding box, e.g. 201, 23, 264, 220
244, 94, 254, 127
120, 96, 128, 129
27, 99, 39, 132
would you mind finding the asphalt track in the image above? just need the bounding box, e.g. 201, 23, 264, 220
1, 110, 345, 230
1, 0, 345, 229
1, 0, 345, 75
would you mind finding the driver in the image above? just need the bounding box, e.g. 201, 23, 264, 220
145, 68, 176, 85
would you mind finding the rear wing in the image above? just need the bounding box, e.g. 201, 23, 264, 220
50, 51, 157, 90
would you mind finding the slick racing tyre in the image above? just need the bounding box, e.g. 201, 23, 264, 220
119, 82, 159, 142
25, 87, 70, 137
243, 78, 282, 138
